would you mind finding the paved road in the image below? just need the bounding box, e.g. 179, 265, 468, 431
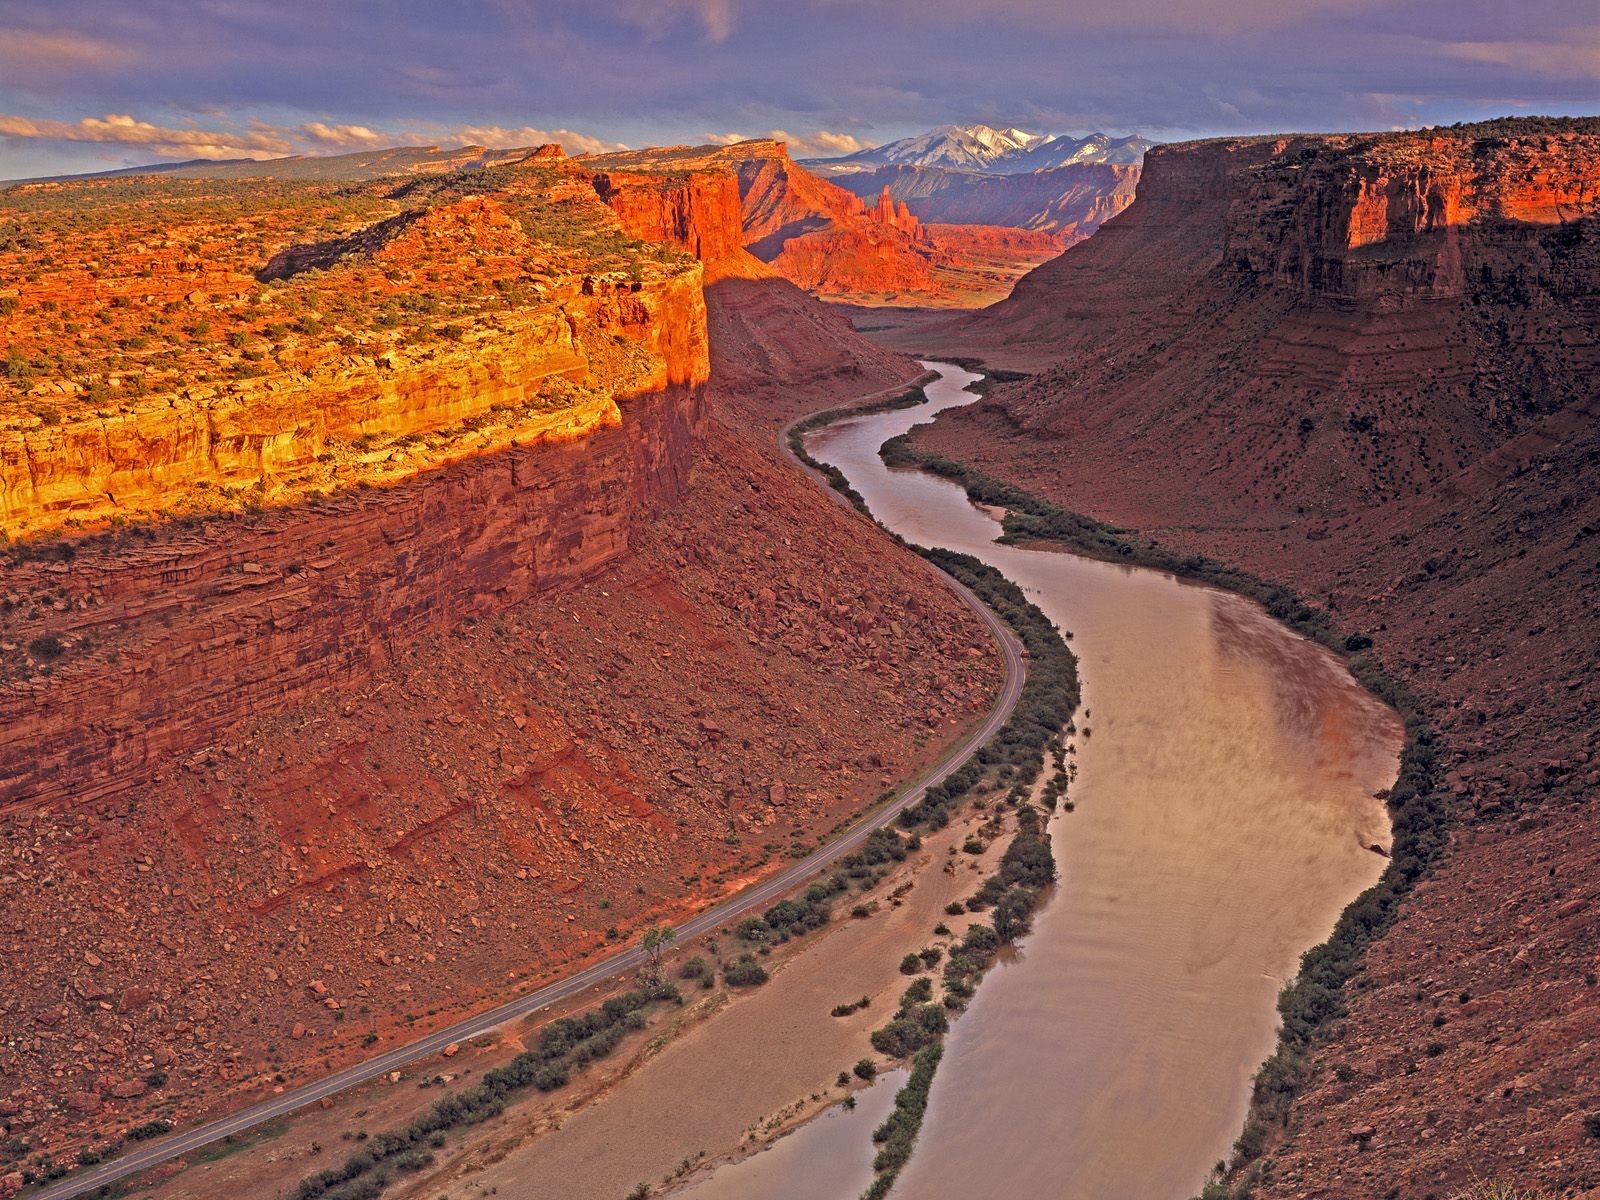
34, 377, 1023, 1200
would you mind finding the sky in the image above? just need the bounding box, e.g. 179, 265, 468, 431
0, 0, 1596, 177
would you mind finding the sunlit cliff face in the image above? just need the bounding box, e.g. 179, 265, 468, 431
0, 156, 708, 537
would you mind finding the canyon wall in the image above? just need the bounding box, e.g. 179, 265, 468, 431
0, 268, 707, 534
924, 127, 1600, 506
590, 168, 755, 272
0, 147, 1009, 1161
0, 382, 706, 810
900, 119, 1600, 1198
1221, 132, 1600, 305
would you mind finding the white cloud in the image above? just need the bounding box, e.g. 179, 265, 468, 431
0, 110, 628, 162
0, 113, 292, 160
299, 122, 389, 149
704, 128, 873, 157
448, 125, 629, 155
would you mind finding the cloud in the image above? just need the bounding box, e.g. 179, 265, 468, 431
0, 0, 1593, 179
0, 110, 627, 163
298, 122, 389, 149
814, 0, 1398, 37
0, 27, 132, 76
0, 113, 292, 160
449, 125, 629, 155
705, 128, 873, 157
1445, 35, 1600, 80
613, 0, 738, 42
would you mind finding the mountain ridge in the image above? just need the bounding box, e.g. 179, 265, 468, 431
805, 122, 1152, 175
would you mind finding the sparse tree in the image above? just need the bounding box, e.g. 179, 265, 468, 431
639, 924, 676, 985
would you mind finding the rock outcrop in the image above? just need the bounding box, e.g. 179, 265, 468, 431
0, 381, 706, 810
590, 167, 762, 277
871, 185, 926, 239
586, 139, 1062, 306
0, 272, 706, 534
0, 166, 708, 537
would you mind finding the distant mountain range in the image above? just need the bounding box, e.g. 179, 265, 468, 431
0, 145, 540, 186
804, 123, 1152, 176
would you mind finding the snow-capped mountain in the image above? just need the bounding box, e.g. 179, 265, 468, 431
807, 124, 1045, 173
1002, 132, 1152, 172
805, 124, 1151, 176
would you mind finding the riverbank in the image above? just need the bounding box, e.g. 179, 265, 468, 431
884, 368, 1450, 1197
802, 361, 1400, 1199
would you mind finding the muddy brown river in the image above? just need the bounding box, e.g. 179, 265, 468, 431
678, 360, 1400, 1199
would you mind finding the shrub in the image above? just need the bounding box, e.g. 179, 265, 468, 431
869, 1004, 947, 1058
723, 956, 769, 988
899, 953, 923, 976
27, 635, 65, 660
735, 916, 770, 943
961, 924, 1000, 957
993, 886, 1038, 943
862, 1042, 943, 1197
853, 1058, 877, 1081
290, 984, 674, 1200
900, 977, 933, 1007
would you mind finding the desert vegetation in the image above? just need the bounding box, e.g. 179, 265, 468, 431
289, 983, 681, 1200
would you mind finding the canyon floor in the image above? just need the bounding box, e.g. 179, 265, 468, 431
111, 797, 1019, 1200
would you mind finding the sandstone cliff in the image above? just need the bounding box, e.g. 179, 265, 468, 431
921, 124, 1600, 507
0, 145, 1006, 1172
590, 166, 770, 280
0, 166, 709, 538
586, 139, 1062, 307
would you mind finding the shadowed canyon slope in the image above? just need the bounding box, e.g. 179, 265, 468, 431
895, 118, 1600, 1197
0, 147, 1002, 1164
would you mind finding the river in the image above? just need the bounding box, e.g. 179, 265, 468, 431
677, 360, 1400, 1199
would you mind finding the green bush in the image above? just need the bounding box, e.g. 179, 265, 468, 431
723, 956, 769, 988
861, 1042, 943, 1198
